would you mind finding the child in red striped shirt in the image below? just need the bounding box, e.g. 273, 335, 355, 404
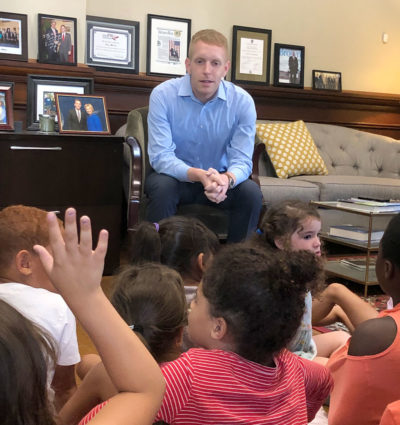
79, 244, 333, 425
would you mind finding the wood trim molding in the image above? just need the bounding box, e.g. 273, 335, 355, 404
1, 59, 400, 137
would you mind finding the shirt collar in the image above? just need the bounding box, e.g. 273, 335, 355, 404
178, 74, 227, 103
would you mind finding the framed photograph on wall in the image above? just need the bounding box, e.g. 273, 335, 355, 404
38, 14, 77, 65
312, 70, 342, 91
55, 93, 110, 134
146, 14, 191, 77
86, 15, 139, 73
26, 74, 94, 130
231, 25, 272, 85
0, 11, 28, 62
0, 84, 14, 131
273, 43, 305, 88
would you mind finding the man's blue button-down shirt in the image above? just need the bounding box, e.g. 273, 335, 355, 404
148, 74, 256, 186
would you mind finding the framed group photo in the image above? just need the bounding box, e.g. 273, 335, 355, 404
231, 25, 272, 85
312, 70, 342, 91
146, 14, 191, 77
0, 84, 14, 131
55, 93, 110, 134
273, 43, 305, 88
0, 11, 28, 62
38, 14, 77, 65
86, 16, 139, 73
26, 74, 93, 130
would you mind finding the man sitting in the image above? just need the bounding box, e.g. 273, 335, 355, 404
146, 29, 263, 242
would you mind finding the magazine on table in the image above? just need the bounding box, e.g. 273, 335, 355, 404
329, 224, 384, 242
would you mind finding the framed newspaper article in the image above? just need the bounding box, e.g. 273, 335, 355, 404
146, 14, 191, 77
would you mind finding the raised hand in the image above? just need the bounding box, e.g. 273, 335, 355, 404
33, 208, 108, 306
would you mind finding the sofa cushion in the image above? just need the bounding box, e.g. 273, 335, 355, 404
256, 120, 328, 179
292, 175, 400, 201
259, 176, 320, 206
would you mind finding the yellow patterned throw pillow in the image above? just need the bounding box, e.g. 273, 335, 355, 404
256, 120, 328, 179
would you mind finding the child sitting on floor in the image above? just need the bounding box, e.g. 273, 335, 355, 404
252, 200, 378, 364
74, 243, 333, 424
0, 205, 80, 410
59, 263, 187, 425
327, 212, 400, 425
130, 216, 220, 303
1, 208, 165, 425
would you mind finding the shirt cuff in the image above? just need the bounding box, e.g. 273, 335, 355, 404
228, 167, 247, 187
175, 163, 191, 182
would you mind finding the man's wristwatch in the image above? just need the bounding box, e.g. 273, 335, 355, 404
227, 175, 235, 190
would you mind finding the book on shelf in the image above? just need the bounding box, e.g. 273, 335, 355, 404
329, 224, 384, 242
340, 258, 376, 271
337, 198, 400, 213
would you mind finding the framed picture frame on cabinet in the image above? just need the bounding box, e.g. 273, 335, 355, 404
0, 84, 14, 131
26, 74, 93, 131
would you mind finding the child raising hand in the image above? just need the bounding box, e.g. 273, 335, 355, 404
35, 208, 165, 424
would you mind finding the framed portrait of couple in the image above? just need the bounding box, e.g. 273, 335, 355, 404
37, 13, 77, 66
55, 94, 110, 135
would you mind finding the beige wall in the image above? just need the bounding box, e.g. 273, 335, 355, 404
6, 0, 400, 94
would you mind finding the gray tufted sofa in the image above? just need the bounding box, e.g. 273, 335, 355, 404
253, 122, 400, 208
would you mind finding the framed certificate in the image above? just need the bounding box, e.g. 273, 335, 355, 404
86, 16, 139, 73
231, 26, 272, 85
146, 14, 191, 78
0, 11, 28, 62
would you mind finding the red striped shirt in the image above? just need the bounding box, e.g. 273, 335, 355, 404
156, 348, 332, 424
79, 348, 332, 425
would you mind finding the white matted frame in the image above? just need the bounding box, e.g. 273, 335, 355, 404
86, 15, 140, 73
146, 14, 191, 77
26, 74, 93, 131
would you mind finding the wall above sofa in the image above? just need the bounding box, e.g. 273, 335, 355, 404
1, 59, 400, 138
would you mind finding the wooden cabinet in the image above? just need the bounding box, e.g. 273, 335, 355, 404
0, 132, 124, 274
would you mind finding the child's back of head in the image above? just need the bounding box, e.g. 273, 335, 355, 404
130, 216, 220, 283
111, 263, 187, 363
0, 205, 52, 272
201, 244, 324, 364
0, 298, 56, 425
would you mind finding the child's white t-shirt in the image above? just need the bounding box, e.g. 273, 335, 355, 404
0, 282, 81, 380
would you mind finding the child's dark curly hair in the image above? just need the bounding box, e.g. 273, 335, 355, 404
202, 244, 324, 364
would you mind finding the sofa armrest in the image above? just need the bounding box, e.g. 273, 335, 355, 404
251, 142, 266, 187
125, 136, 143, 231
